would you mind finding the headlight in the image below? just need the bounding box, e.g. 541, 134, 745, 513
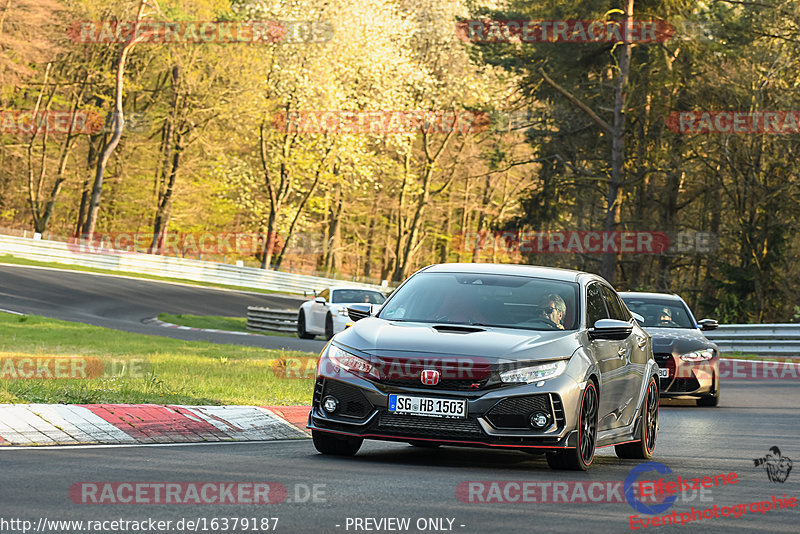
337, 307, 349, 316
323, 345, 379, 379
500, 360, 568, 383
680, 349, 714, 362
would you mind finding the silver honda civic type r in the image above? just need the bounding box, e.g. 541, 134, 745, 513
308, 263, 660, 470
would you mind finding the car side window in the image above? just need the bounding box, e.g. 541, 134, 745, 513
602, 285, 631, 321
615, 293, 633, 321
586, 283, 609, 327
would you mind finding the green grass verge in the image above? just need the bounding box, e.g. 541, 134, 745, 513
158, 313, 292, 337
0, 255, 290, 295
0, 313, 316, 405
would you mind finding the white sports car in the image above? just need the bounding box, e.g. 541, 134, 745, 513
297, 287, 387, 340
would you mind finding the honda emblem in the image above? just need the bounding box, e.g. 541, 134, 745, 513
420, 369, 440, 386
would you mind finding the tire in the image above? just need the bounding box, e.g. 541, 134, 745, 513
408, 440, 441, 448
547, 381, 598, 471
616, 376, 659, 459
297, 311, 315, 339
697, 375, 719, 406
311, 429, 363, 456
325, 313, 335, 340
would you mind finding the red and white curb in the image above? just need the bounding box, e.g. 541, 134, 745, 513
144, 317, 264, 337
0, 404, 311, 446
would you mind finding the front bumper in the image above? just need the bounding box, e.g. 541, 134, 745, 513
308, 372, 583, 450
655, 353, 719, 399
331, 314, 350, 334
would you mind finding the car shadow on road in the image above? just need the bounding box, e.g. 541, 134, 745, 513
303, 443, 625, 473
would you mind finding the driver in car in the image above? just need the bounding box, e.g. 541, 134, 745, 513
538, 293, 566, 330
658, 307, 676, 325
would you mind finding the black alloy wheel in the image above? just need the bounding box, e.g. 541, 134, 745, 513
547, 381, 598, 471
615, 376, 659, 459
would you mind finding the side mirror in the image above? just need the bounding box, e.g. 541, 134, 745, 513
698, 318, 719, 331
631, 312, 645, 324
347, 303, 372, 322
589, 319, 633, 341
314, 296, 326, 304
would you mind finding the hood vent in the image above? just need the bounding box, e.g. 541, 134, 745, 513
432, 325, 486, 334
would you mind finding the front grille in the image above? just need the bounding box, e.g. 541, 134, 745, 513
322, 379, 372, 418
313, 379, 325, 405
552, 395, 566, 427
667, 376, 701, 393
380, 378, 489, 391
485, 394, 552, 430
376, 412, 483, 437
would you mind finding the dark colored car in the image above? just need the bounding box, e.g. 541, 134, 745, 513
308, 263, 660, 470
619, 292, 720, 407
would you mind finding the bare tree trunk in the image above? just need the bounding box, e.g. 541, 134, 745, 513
393, 127, 456, 281
150, 65, 181, 253
258, 117, 294, 269
259, 210, 279, 269
391, 151, 410, 278
600, 0, 634, 283
364, 196, 379, 278
324, 182, 343, 275
150, 130, 183, 254
26, 62, 53, 233
439, 185, 454, 263
40, 85, 88, 233
82, 0, 150, 239
471, 175, 492, 263
274, 148, 331, 269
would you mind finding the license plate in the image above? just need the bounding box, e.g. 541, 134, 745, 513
658, 368, 669, 379
388, 394, 467, 419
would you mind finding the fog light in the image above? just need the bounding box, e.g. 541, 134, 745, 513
322, 396, 339, 413
529, 411, 550, 429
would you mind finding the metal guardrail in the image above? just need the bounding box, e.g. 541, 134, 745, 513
0, 234, 386, 294
704, 324, 800, 356
246, 307, 298, 334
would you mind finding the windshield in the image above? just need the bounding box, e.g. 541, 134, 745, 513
331, 289, 386, 304
621, 297, 696, 329
378, 272, 580, 331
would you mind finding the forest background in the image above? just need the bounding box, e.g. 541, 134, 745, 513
1, 0, 799, 322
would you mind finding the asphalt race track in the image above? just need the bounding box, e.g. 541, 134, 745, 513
1, 380, 798, 533
0, 264, 326, 352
